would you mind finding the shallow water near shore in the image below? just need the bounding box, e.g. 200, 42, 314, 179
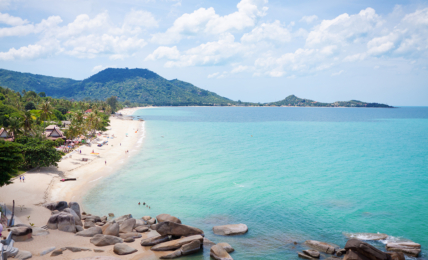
84, 107, 428, 260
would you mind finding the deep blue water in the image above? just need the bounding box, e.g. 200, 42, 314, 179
84, 107, 428, 259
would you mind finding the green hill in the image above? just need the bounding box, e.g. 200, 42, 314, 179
268, 95, 393, 108
0, 68, 233, 106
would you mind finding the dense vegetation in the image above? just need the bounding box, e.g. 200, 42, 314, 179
0, 68, 234, 106
0, 87, 114, 186
268, 95, 393, 108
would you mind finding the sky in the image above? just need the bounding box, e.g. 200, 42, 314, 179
0, 0, 428, 105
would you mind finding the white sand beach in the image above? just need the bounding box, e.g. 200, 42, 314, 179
0, 107, 172, 259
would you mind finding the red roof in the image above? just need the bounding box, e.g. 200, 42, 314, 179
85, 109, 92, 113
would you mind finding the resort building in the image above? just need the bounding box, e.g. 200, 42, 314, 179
44, 125, 66, 141
0, 128, 13, 141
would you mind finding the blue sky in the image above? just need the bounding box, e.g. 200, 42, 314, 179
0, 0, 427, 105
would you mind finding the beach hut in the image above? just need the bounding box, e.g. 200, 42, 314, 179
0, 128, 14, 141
44, 125, 66, 141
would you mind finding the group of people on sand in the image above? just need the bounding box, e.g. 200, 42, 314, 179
19, 175, 25, 182
138, 202, 150, 209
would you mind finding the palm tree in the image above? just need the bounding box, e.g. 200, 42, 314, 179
6, 116, 23, 140
86, 113, 97, 135
22, 111, 34, 135
39, 101, 53, 122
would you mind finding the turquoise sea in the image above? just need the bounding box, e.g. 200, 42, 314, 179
84, 107, 428, 260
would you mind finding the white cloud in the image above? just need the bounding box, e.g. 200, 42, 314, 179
0, 12, 28, 26
402, 8, 428, 25
306, 8, 381, 46
300, 15, 318, 24
145, 46, 180, 61
0, 44, 50, 60
331, 70, 344, 76
241, 20, 291, 43
151, 0, 268, 44
92, 65, 104, 72
207, 72, 219, 78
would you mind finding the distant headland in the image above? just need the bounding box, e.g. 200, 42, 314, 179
0, 68, 393, 108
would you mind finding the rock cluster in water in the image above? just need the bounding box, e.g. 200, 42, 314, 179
42, 202, 244, 259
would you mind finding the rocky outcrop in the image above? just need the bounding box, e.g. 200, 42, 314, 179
147, 218, 157, 225
156, 221, 204, 237
151, 235, 204, 251
57, 212, 76, 233
386, 242, 421, 257
11, 226, 33, 241
113, 214, 132, 225
303, 249, 320, 258
68, 202, 81, 218
140, 235, 170, 246
113, 243, 137, 255
387, 252, 405, 260
135, 226, 149, 233
119, 218, 136, 233
135, 219, 147, 227
119, 232, 142, 240
157, 214, 182, 224
76, 227, 103, 237
304, 240, 337, 254
90, 234, 123, 246
218, 242, 234, 253
210, 244, 233, 260
84, 220, 96, 229
63, 208, 83, 226
213, 224, 248, 236
159, 240, 202, 259
104, 222, 120, 236
344, 238, 390, 260
43, 201, 68, 211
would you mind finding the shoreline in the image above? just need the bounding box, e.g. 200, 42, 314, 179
0, 106, 172, 259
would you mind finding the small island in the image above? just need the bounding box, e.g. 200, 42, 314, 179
267, 95, 393, 108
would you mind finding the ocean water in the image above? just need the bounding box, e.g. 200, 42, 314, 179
83, 107, 428, 260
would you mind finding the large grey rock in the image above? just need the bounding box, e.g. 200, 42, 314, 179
203, 238, 216, 247
344, 238, 390, 260
181, 240, 202, 255
113, 243, 137, 255
84, 220, 96, 229
63, 208, 83, 226
213, 224, 247, 236
104, 222, 120, 236
298, 252, 315, 259
14, 250, 32, 260
119, 232, 142, 240
386, 242, 421, 257
387, 252, 405, 260
58, 212, 76, 233
47, 214, 60, 229
147, 218, 156, 225
119, 218, 136, 233
112, 214, 132, 225
303, 249, 320, 258
90, 234, 123, 246
151, 235, 204, 251
218, 242, 234, 253
160, 250, 182, 259
210, 244, 233, 260
65, 247, 91, 252
135, 226, 149, 233
305, 240, 337, 254
140, 235, 170, 246
101, 216, 108, 222
40, 247, 56, 256
135, 219, 147, 227
76, 227, 103, 237
68, 202, 81, 218
43, 201, 68, 211
142, 216, 152, 221
32, 227, 49, 236
85, 216, 102, 223
157, 214, 182, 224
76, 226, 84, 232
156, 221, 204, 237
11, 226, 33, 241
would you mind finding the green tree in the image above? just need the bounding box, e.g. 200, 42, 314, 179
22, 111, 34, 136
39, 101, 53, 121
6, 116, 23, 140
39, 92, 46, 97
53, 110, 65, 121
17, 138, 62, 169
0, 141, 23, 186
106, 96, 118, 112
25, 102, 36, 111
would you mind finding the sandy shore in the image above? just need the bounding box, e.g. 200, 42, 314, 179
0, 107, 171, 259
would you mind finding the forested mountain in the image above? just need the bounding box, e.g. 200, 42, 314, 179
0, 68, 234, 106
268, 95, 393, 108
0, 68, 393, 107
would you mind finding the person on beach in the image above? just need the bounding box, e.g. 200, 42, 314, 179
22, 176, 25, 182
105, 161, 106, 165
19, 176, 22, 182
